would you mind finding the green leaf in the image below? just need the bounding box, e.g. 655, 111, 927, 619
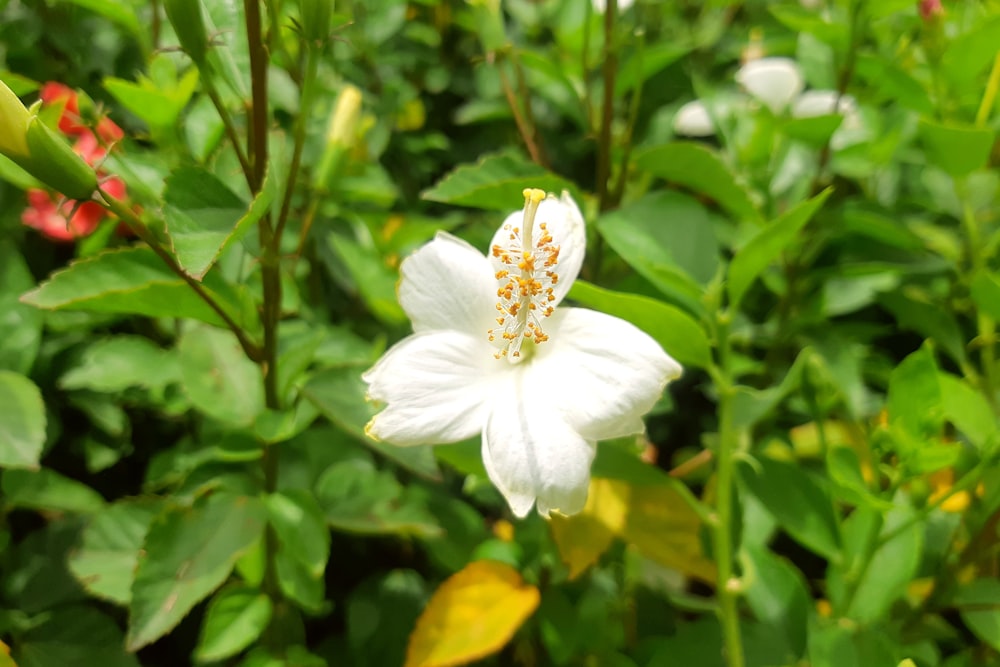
194, 586, 273, 663
568, 280, 712, 369
918, 119, 995, 177
727, 188, 832, 308
21, 246, 257, 332
59, 336, 179, 393
970, 271, 1000, 321
127, 494, 266, 650
0, 371, 45, 469
315, 459, 441, 538
0, 241, 43, 374
327, 233, 408, 326
2, 468, 106, 514
744, 545, 810, 661
164, 166, 273, 279
938, 374, 996, 451
421, 151, 578, 211
854, 54, 933, 115
955, 578, 1000, 652
302, 366, 441, 480
879, 291, 968, 368
595, 191, 717, 316
274, 549, 325, 613
615, 42, 690, 95
634, 142, 761, 223
67, 500, 161, 605
104, 67, 198, 133
16, 605, 140, 667
178, 325, 264, 427
62, 0, 143, 38
266, 491, 331, 578
832, 506, 922, 624
738, 457, 841, 559
886, 345, 941, 440
941, 16, 1000, 93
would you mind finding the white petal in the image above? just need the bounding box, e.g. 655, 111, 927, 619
528, 308, 682, 442
398, 231, 496, 336
792, 90, 857, 118
363, 330, 498, 446
489, 191, 586, 308
736, 57, 804, 113
481, 371, 596, 518
673, 100, 716, 137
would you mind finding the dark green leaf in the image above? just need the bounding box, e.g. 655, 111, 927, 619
0, 242, 42, 374
127, 494, 266, 650
16, 605, 140, 667
2, 468, 105, 514
744, 545, 810, 661
568, 280, 712, 369
955, 578, 1000, 652
194, 586, 273, 663
266, 491, 331, 578
178, 325, 264, 427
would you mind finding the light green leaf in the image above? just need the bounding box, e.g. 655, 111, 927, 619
21, 246, 258, 332
302, 366, 441, 480
0, 241, 43, 374
2, 468, 106, 514
568, 280, 712, 369
955, 578, 1000, 652
727, 188, 831, 308
164, 166, 273, 279
744, 545, 810, 662
634, 142, 761, 223
918, 119, 995, 177
59, 336, 178, 393
738, 457, 841, 559
941, 16, 1000, 92
327, 233, 407, 326
274, 550, 325, 613
104, 67, 199, 132
886, 345, 941, 440
62, 0, 142, 38
615, 42, 691, 95
422, 151, 578, 211
68, 500, 161, 605
938, 374, 996, 451
970, 271, 1000, 322
194, 586, 273, 663
127, 494, 266, 650
0, 371, 45, 469
178, 325, 264, 427
266, 490, 331, 578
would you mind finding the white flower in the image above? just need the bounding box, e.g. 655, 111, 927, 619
363, 189, 681, 518
791, 90, 857, 118
673, 100, 716, 137
736, 57, 804, 113
592, 0, 635, 13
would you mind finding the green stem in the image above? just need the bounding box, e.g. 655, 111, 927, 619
274, 48, 319, 242
595, 0, 617, 211
712, 313, 745, 667
961, 187, 998, 409
205, 82, 254, 187
98, 189, 262, 362
975, 52, 1000, 127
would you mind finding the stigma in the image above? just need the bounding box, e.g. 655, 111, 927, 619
487, 188, 560, 362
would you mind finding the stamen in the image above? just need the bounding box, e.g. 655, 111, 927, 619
486, 188, 561, 362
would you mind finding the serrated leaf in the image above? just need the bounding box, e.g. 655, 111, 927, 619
68, 500, 161, 605
422, 151, 577, 211
404, 560, 540, 667
568, 280, 711, 369
194, 586, 273, 663
178, 325, 264, 427
727, 188, 831, 308
127, 494, 266, 650
164, 166, 274, 279
59, 336, 178, 393
20, 246, 257, 332
0, 371, 45, 469
635, 142, 761, 223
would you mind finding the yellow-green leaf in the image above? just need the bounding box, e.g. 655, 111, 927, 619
405, 560, 539, 667
549, 478, 629, 580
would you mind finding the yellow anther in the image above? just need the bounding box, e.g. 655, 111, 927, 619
522, 187, 546, 204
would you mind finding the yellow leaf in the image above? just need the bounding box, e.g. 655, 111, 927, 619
405, 560, 540, 667
622, 484, 717, 584
550, 478, 629, 579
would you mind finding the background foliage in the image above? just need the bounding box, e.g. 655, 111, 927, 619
1, 0, 999, 666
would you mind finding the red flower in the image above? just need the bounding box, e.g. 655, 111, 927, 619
22, 83, 129, 242
919, 0, 944, 20
39, 82, 124, 145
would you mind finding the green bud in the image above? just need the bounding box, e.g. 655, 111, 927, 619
299, 0, 332, 47
0, 78, 31, 158
164, 0, 209, 64
314, 85, 362, 191
22, 116, 98, 200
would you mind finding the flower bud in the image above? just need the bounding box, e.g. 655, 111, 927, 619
314, 85, 362, 191
164, 0, 209, 64
23, 115, 99, 200
298, 0, 332, 47
0, 78, 31, 158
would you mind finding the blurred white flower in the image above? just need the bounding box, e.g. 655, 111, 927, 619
673, 100, 716, 137
792, 90, 857, 118
592, 0, 635, 13
799, 0, 823, 8
736, 57, 804, 113
364, 189, 681, 518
